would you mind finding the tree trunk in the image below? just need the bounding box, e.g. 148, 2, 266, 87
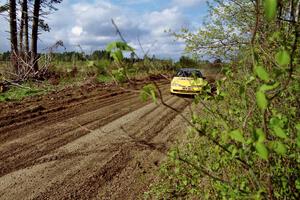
19, 0, 29, 63
24, 0, 29, 58
19, 0, 29, 55
31, 0, 41, 72
19, 1, 25, 55
9, 0, 18, 73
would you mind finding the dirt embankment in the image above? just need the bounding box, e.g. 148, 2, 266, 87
0, 80, 193, 200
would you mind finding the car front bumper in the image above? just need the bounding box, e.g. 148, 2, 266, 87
170, 86, 202, 95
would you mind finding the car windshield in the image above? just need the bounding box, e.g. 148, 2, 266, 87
176, 69, 203, 78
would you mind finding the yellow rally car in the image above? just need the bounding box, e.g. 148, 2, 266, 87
170, 68, 207, 95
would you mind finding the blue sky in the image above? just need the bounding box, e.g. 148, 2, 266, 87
0, 0, 210, 59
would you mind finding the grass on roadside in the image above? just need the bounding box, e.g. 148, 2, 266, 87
0, 84, 48, 102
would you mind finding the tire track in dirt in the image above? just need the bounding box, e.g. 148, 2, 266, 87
0, 80, 168, 143
0, 90, 131, 142
95, 97, 193, 200
0, 92, 143, 155
0, 83, 193, 200
0, 88, 173, 177
36, 96, 191, 200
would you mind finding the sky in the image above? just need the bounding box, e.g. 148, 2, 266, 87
0, 0, 210, 59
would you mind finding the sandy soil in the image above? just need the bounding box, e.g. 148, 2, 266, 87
0, 80, 193, 200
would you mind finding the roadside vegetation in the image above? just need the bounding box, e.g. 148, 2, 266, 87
0, 48, 221, 102
145, 0, 300, 199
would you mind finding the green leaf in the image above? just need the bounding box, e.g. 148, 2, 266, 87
111, 50, 123, 63
106, 42, 116, 51
264, 0, 277, 21
229, 129, 245, 143
254, 65, 270, 82
106, 41, 134, 52
297, 136, 300, 148
256, 128, 266, 143
275, 50, 290, 66
270, 141, 287, 155
140, 84, 157, 103
106, 41, 134, 63
296, 179, 300, 190
150, 90, 157, 103
231, 147, 238, 157
117, 42, 134, 51
259, 82, 280, 92
256, 91, 268, 111
295, 123, 300, 131
255, 142, 269, 160
296, 124, 300, 148
272, 125, 287, 139
270, 117, 284, 128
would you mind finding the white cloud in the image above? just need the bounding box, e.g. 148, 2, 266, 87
142, 7, 188, 31
172, 0, 205, 7
120, 0, 152, 5
0, 0, 191, 59
71, 26, 83, 36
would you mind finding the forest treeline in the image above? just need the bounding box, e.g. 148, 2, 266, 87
0, 0, 62, 79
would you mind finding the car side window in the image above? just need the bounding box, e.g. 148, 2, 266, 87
196, 71, 203, 78
176, 69, 203, 78
176, 71, 185, 77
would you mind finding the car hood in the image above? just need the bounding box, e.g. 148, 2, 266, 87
171, 77, 207, 86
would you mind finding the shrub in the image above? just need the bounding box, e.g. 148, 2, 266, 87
148, 61, 300, 199
147, 0, 300, 199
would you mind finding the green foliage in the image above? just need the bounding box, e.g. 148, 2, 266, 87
255, 128, 266, 143
87, 59, 110, 75
259, 82, 280, 92
271, 125, 287, 139
148, 0, 300, 199
96, 74, 112, 83
256, 90, 268, 111
229, 129, 245, 143
106, 41, 134, 63
270, 141, 287, 155
255, 142, 269, 160
178, 56, 199, 68
0, 85, 45, 102
254, 65, 270, 82
106, 41, 134, 52
263, 0, 277, 21
173, 1, 255, 59
140, 84, 157, 103
296, 124, 300, 148
111, 68, 126, 83
112, 50, 124, 63
275, 50, 291, 67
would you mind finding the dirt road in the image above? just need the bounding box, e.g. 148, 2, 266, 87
0, 81, 192, 200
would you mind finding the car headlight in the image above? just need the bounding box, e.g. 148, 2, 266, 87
172, 83, 183, 87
